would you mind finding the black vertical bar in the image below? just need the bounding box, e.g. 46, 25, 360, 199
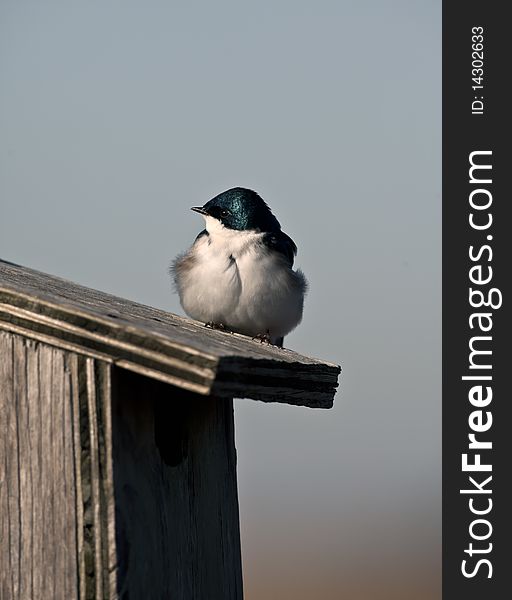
443, 2, 510, 598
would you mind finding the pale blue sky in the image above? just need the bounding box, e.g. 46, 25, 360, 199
1, 1, 441, 597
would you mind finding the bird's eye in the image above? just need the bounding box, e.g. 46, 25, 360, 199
220, 209, 229, 218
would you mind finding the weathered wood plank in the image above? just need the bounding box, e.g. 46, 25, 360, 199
76, 357, 117, 599
0, 259, 340, 407
85, 358, 105, 600
112, 369, 243, 599
69, 354, 87, 600
1, 330, 18, 600
0, 332, 117, 600
0, 331, 80, 600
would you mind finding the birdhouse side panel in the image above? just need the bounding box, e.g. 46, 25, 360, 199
0, 331, 116, 600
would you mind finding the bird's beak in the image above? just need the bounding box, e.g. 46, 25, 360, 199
191, 206, 208, 216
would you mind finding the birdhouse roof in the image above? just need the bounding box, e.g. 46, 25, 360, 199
0, 260, 340, 408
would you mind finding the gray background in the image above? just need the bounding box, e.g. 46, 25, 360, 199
1, 1, 441, 598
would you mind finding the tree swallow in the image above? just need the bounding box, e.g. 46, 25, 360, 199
172, 187, 307, 346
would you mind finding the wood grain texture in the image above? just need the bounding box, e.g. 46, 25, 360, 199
112, 369, 243, 600
77, 357, 117, 599
0, 332, 116, 600
1, 332, 243, 599
0, 259, 340, 408
0, 331, 80, 599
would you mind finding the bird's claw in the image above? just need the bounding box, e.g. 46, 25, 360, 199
252, 331, 272, 344
204, 321, 232, 333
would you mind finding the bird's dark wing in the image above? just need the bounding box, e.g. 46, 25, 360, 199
262, 231, 297, 267
194, 229, 209, 243
274, 336, 284, 348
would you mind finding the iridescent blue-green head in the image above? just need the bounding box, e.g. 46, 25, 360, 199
191, 187, 281, 232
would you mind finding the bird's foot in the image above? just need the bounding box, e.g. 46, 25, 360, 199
204, 321, 232, 333
252, 331, 272, 344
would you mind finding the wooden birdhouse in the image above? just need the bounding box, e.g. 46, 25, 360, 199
0, 259, 340, 599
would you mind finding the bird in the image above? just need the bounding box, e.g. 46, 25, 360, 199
171, 187, 307, 347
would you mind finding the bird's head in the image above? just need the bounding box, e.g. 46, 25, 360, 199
191, 187, 281, 233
